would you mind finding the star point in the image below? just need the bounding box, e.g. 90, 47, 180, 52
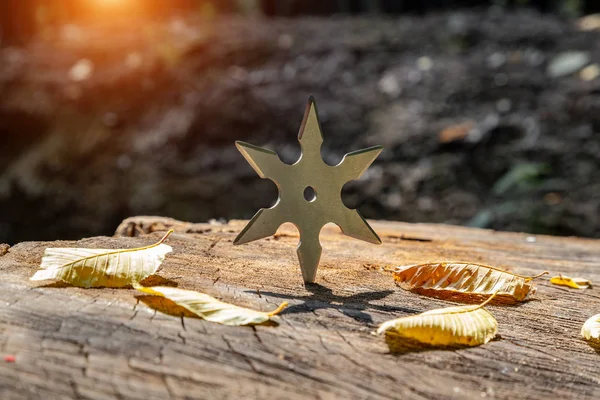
234, 97, 383, 283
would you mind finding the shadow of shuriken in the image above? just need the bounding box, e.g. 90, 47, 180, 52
253, 283, 418, 325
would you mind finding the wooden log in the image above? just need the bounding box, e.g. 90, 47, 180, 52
1, 216, 600, 399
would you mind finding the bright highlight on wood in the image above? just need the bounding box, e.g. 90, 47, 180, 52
550, 274, 591, 289
393, 262, 547, 301
581, 314, 600, 343
30, 230, 174, 288
134, 285, 288, 326
377, 294, 498, 350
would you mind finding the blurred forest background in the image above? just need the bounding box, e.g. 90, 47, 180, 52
2, 0, 600, 244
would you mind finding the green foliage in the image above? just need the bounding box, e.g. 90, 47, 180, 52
492, 163, 550, 196
468, 163, 552, 230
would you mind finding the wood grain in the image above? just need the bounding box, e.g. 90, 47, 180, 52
1, 216, 600, 399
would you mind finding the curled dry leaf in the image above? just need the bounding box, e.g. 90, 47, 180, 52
30, 230, 173, 288
377, 294, 498, 351
134, 285, 288, 326
393, 262, 547, 302
550, 275, 591, 289
582, 314, 600, 343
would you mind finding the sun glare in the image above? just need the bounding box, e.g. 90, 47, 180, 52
97, 0, 125, 5
86, 0, 140, 17
90, 0, 132, 10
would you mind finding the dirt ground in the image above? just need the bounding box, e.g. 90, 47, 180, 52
2, 9, 600, 244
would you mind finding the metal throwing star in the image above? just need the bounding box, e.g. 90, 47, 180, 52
234, 97, 383, 283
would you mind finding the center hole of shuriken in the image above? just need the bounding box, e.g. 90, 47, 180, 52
303, 186, 317, 202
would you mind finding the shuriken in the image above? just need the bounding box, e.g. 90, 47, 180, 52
234, 97, 383, 283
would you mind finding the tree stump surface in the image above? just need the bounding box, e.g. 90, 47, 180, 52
1, 216, 600, 399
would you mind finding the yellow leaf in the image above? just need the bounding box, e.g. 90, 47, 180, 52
550, 274, 591, 289
582, 314, 600, 343
134, 285, 288, 326
377, 294, 498, 351
30, 231, 173, 288
393, 262, 547, 302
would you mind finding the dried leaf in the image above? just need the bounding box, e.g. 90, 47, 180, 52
582, 314, 600, 343
550, 274, 591, 289
30, 231, 173, 288
377, 294, 498, 350
393, 262, 546, 302
134, 285, 288, 326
